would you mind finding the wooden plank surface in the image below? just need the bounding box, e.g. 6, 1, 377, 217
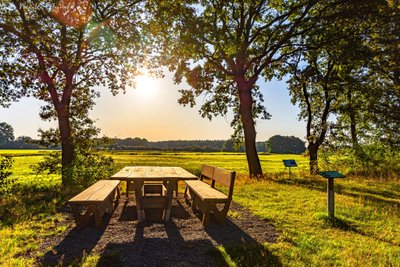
201, 164, 214, 179
185, 180, 228, 201
213, 167, 233, 187
69, 180, 120, 204
111, 166, 198, 180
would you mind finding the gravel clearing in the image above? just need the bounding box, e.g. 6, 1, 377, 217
38, 194, 279, 266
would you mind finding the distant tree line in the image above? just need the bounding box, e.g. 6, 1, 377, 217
107, 137, 269, 152
0, 123, 306, 153
0, 122, 41, 149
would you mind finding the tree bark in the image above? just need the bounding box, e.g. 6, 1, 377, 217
308, 142, 319, 175
347, 90, 358, 148
56, 103, 74, 186
236, 79, 262, 177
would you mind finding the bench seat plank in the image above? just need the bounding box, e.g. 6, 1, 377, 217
68, 180, 120, 228
185, 180, 228, 201
69, 180, 120, 204
184, 165, 235, 226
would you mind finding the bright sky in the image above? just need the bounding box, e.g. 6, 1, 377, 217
0, 71, 305, 141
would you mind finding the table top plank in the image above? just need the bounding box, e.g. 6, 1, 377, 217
111, 166, 198, 180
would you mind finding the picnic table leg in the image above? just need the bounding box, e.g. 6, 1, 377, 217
133, 180, 145, 222
126, 181, 132, 198
163, 179, 176, 222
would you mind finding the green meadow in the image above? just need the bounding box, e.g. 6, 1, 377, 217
1, 150, 399, 266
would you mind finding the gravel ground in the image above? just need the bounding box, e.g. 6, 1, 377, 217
37, 194, 279, 266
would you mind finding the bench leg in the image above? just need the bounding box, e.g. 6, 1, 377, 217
210, 204, 229, 224
71, 205, 93, 228
93, 205, 103, 229
202, 206, 211, 226
115, 187, 120, 201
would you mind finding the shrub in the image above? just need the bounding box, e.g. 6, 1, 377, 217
33, 151, 115, 191
320, 144, 400, 179
0, 156, 14, 195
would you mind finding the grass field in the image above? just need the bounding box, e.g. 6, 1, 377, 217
1, 150, 399, 266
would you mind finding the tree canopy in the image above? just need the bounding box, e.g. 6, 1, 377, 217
0, 122, 14, 145
266, 135, 306, 154
153, 0, 321, 176
0, 0, 150, 185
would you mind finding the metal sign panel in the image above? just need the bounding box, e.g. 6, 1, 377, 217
282, 159, 297, 167
318, 171, 345, 179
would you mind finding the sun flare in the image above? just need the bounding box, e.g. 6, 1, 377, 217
134, 73, 159, 98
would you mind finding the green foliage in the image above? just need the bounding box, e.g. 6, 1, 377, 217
0, 122, 14, 145
266, 135, 306, 154
0, 0, 154, 184
34, 150, 115, 191
153, 0, 320, 175
0, 156, 14, 195
320, 145, 400, 179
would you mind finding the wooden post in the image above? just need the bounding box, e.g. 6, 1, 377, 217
319, 171, 345, 221
327, 178, 335, 220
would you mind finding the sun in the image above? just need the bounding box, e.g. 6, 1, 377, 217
134, 73, 159, 98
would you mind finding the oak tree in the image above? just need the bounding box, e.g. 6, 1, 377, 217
0, 0, 147, 185
154, 0, 319, 176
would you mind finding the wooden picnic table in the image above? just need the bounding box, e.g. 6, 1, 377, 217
110, 166, 197, 222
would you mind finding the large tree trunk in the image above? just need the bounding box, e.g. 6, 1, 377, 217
56, 104, 73, 186
308, 142, 319, 175
237, 80, 262, 177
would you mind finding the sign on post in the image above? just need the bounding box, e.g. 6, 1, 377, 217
318, 171, 345, 221
282, 160, 297, 178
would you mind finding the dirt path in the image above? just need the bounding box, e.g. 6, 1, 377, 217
38, 194, 280, 266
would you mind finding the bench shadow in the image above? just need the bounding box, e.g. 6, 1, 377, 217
204, 217, 282, 267
118, 200, 138, 221
39, 195, 281, 266
38, 216, 109, 266
97, 201, 281, 267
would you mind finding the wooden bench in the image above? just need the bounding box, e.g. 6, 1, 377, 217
68, 180, 120, 229
184, 165, 236, 226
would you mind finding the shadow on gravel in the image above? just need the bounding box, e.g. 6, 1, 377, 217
38, 195, 281, 266
98, 220, 216, 267
39, 219, 108, 266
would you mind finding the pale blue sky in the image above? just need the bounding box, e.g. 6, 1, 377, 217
0, 71, 305, 141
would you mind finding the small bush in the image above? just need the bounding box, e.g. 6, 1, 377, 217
33, 151, 116, 191
320, 145, 400, 179
0, 156, 14, 195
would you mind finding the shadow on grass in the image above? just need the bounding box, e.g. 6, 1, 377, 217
273, 177, 400, 209
0, 184, 62, 226
316, 213, 360, 232
204, 218, 281, 267
209, 243, 282, 267
316, 214, 398, 245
